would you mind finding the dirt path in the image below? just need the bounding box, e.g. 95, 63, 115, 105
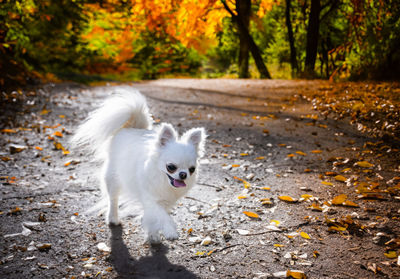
1, 79, 399, 278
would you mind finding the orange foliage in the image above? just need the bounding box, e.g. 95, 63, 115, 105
82, 0, 279, 70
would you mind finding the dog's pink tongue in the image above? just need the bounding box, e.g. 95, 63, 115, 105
174, 179, 186, 187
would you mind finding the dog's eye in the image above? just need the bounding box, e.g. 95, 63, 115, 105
189, 166, 196, 174
166, 164, 177, 173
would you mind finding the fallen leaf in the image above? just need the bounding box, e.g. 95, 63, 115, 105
384, 251, 397, 259
355, 161, 374, 168
260, 187, 271, 191
237, 195, 248, 199
243, 211, 260, 219
287, 154, 296, 158
270, 220, 280, 226
296, 151, 307, 156
300, 232, 311, 239
35, 146, 43, 151
9, 144, 27, 154
40, 109, 51, 115
231, 164, 240, 168
321, 181, 334, 186
52, 131, 63, 138
274, 244, 284, 247
1, 129, 17, 133
311, 150, 322, 154
309, 203, 323, 211
260, 198, 273, 205
332, 194, 347, 205
255, 156, 265, 160
286, 270, 306, 279
343, 200, 359, 207
240, 153, 249, 156
301, 194, 313, 200
278, 196, 297, 202
334, 175, 347, 182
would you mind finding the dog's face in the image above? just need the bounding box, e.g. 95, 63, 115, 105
156, 124, 206, 188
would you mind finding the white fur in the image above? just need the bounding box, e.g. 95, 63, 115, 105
72, 88, 206, 243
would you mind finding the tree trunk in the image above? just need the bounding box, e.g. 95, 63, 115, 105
304, 0, 321, 77
222, 0, 271, 79
236, 0, 251, 78
285, 0, 298, 77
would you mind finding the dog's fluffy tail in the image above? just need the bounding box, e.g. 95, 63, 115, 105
72, 88, 153, 157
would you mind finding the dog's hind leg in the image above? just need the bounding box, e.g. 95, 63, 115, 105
103, 162, 121, 225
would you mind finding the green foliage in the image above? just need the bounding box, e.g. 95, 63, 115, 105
1, 0, 92, 74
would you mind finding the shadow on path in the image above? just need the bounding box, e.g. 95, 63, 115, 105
109, 225, 198, 279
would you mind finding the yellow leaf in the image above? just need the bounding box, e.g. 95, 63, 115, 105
35, 146, 43, 151
341, 168, 351, 172
231, 164, 240, 167
287, 270, 307, 279
62, 150, 70, 155
255, 156, 265, 160
260, 187, 270, 191
296, 151, 307, 156
240, 153, 249, 156
311, 150, 322, 154
328, 225, 347, 232
331, 194, 347, 205
321, 181, 333, 186
222, 144, 232, 147
207, 249, 215, 256
287, 154, 295, 158
241, 113, 248, 116
274, 244, 284, 247
40, 109, 51, 115
59, 115, 65, 118
243, 211, 259, 219
384, 250, 397, 259
270, 220, 280, 226
334, 175, 347, 182
53, 141, 64, 150
52, 131, 63, 138
304, 168, 312, 173
237, 195, 247, 199
343, 200, 359, 207
355, 161, 374, 168
309, 203, 323, 211
300, 231, 311, 239
260, 198, 273, 205
1, 129, 17, 133
301, 194, 313, 200
262, 129, 269, 134
278, 196, 297, 202
195, 251, 206, 256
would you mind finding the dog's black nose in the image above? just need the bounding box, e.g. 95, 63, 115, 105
179, 172, 187, 180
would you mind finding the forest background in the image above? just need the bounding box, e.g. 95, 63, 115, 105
1, 0, 399, 88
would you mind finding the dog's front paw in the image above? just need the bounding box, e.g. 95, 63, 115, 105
163, 228, 179, 240
146, 233, 161, 245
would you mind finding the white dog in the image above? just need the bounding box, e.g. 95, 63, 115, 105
73, 88, 206, 243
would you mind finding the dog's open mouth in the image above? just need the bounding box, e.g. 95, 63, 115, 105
167, 174, 186, 188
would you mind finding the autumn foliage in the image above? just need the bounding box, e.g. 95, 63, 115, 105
1, 0, 399, 84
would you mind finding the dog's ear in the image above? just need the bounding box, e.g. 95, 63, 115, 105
158, 123, 177, 147
182, 127, 206, 156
